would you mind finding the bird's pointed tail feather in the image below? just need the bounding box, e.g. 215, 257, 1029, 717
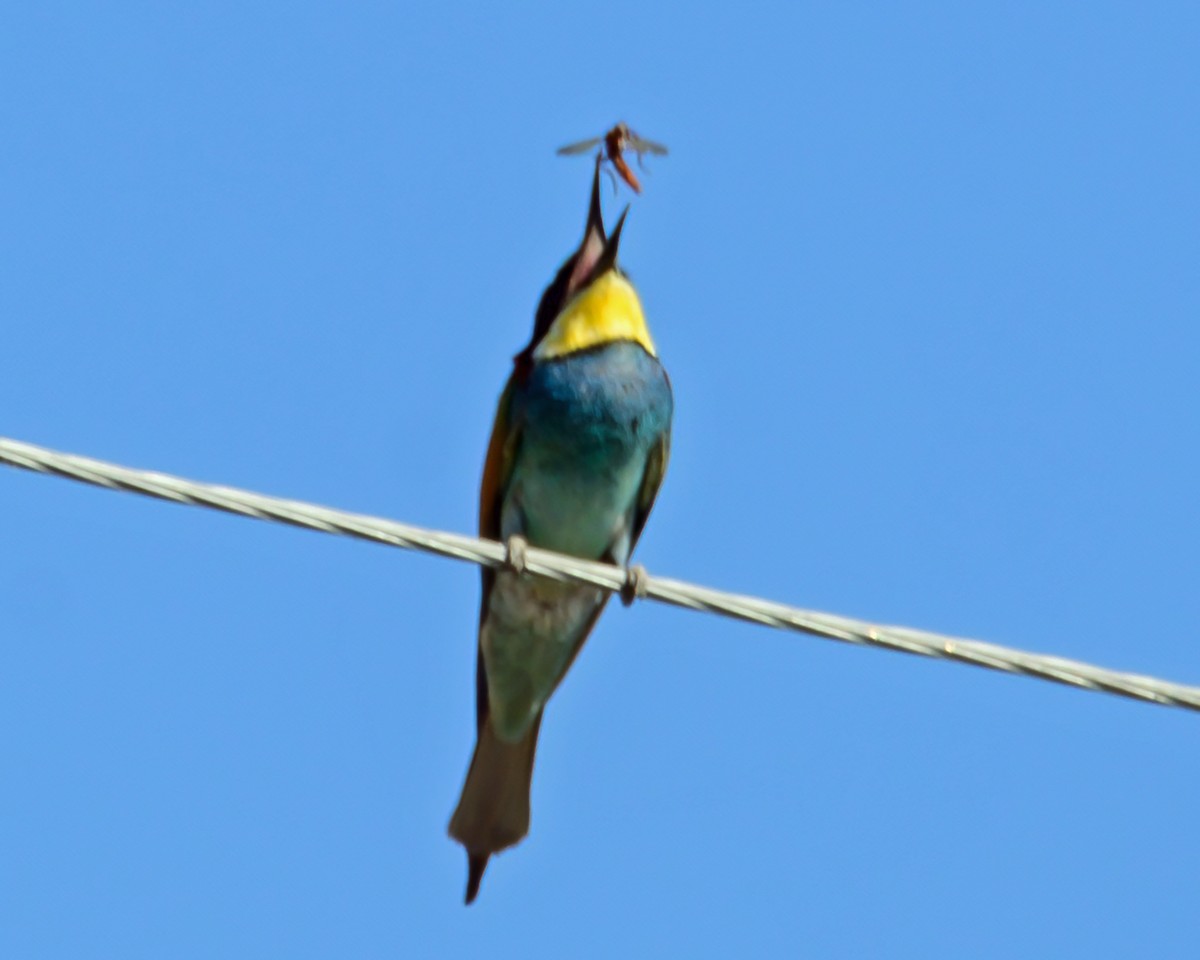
449, 713, 542, 905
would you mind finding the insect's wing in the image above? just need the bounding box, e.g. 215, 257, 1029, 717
556, 137, 603, 156
629, 135, 669, 156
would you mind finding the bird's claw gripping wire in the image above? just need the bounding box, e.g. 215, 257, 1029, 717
621, 564, 649, 607
505, 535, 529, 576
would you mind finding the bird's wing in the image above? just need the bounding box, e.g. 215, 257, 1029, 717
629, 428, 671, 550
476, 374, 522, 730
479, 375, 520, 541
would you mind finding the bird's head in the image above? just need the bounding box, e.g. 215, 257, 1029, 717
518, 160, 655, 367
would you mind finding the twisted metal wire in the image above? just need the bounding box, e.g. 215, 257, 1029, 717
3, 435, 1198, 713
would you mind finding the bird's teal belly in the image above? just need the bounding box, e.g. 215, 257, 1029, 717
511, 447, 647, 558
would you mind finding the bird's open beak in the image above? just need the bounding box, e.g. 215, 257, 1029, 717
565, 159, 628, 299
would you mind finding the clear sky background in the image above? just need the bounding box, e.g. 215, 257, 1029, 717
3, 3, 1198, 957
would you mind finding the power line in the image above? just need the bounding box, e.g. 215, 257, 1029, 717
3, 434, 1198, 713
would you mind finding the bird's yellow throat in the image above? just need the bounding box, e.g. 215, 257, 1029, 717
533, 272, 657, 361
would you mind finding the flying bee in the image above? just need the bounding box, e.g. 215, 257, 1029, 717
556, 122, 668, 194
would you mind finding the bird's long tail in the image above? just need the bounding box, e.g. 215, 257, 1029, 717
448, 712, 543, 905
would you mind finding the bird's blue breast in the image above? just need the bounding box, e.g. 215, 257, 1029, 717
506, 341, 672, 559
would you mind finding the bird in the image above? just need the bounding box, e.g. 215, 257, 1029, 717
448, 159, 673, 904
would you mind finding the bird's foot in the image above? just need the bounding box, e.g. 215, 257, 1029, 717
620, 564, 649, 607
504, 535, 529, 576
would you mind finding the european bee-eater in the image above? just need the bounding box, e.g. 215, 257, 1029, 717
449, 161, 673, 904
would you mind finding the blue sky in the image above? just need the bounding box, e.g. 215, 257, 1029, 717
3, 3, 1198, 956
